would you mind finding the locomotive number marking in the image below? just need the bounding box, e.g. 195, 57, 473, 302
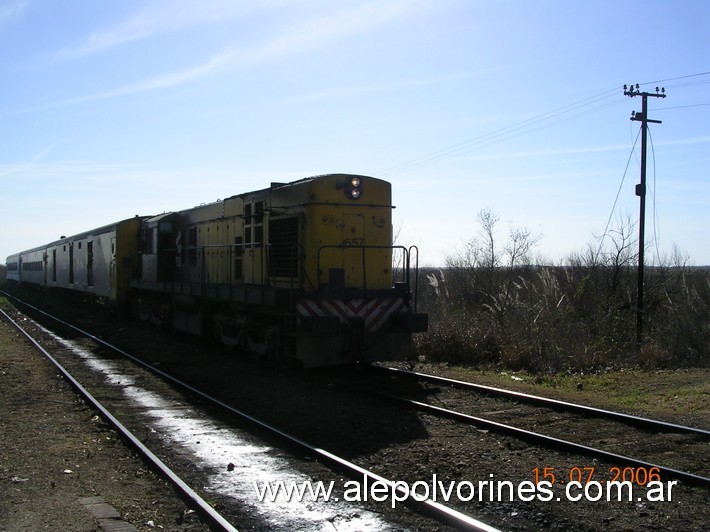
371, 216, 386, 228
342, 238, 365, 247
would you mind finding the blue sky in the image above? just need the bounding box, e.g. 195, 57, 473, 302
2, 0, 708, 266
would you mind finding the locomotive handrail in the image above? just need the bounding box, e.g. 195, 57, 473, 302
198, 242, 272, 288
408, 245, 420, 312
161, 240, 308, 292
150, 242, 271, 288
316, 244, 412, 296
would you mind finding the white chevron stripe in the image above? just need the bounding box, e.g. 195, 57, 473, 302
296, 299, 324, 317
298, 297, 407, 331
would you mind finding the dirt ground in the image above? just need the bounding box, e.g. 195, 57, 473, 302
1, 289, 708, 531
0, 316, 210, 531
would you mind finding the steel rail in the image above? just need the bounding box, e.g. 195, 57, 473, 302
362, 388, 710, 489
0, 308, 239, 532
1, 293, 499, 532
375, 366, 710, 438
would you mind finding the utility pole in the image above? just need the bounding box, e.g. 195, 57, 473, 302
623, 83, 666, 348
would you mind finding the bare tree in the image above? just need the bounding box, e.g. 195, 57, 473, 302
446, 208, 541, 325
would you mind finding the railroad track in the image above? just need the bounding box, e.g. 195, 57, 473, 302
374, 366, 710, 437
1, 293, 499, 531
1, 307, 237, 532
358, 366, 710, 488
4, 288, 709, 530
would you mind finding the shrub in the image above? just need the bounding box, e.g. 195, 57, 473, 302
414, 211, 709, 372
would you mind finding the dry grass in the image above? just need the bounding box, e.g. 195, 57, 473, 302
415, 210, 709, 372
415, 264, 709, 372
417, 362, 710, 429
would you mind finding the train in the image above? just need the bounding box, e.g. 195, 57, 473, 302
5, 174, 427, 367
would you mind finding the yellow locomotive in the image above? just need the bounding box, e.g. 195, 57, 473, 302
7, 174, 426, 367
134, 173, 427, 366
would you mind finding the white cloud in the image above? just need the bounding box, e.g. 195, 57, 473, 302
0, 0, 27, 27
0, 145, 54, 178
55, 0, 253, 59
655, 135, 710, 147
284, 71, 479, 104
54, 0, 418, 61
241, 0, 423, 64
9, 0, 431, 115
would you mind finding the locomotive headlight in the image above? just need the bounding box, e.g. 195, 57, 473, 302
339, 175, 363, 199
347, 176, 362, 199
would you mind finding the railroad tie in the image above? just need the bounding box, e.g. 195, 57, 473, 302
78, 496, 139, 532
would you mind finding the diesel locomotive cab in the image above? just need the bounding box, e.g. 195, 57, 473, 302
292, 174, 427, 366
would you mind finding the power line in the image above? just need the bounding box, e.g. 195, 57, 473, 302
639, 71, 710, 86
648, 126, 661, 266
376, 88, 622, 175
377, 70, 710, 176
595, 127, 641, 264
655, 103, 710, 111
664, 80, 710, 89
